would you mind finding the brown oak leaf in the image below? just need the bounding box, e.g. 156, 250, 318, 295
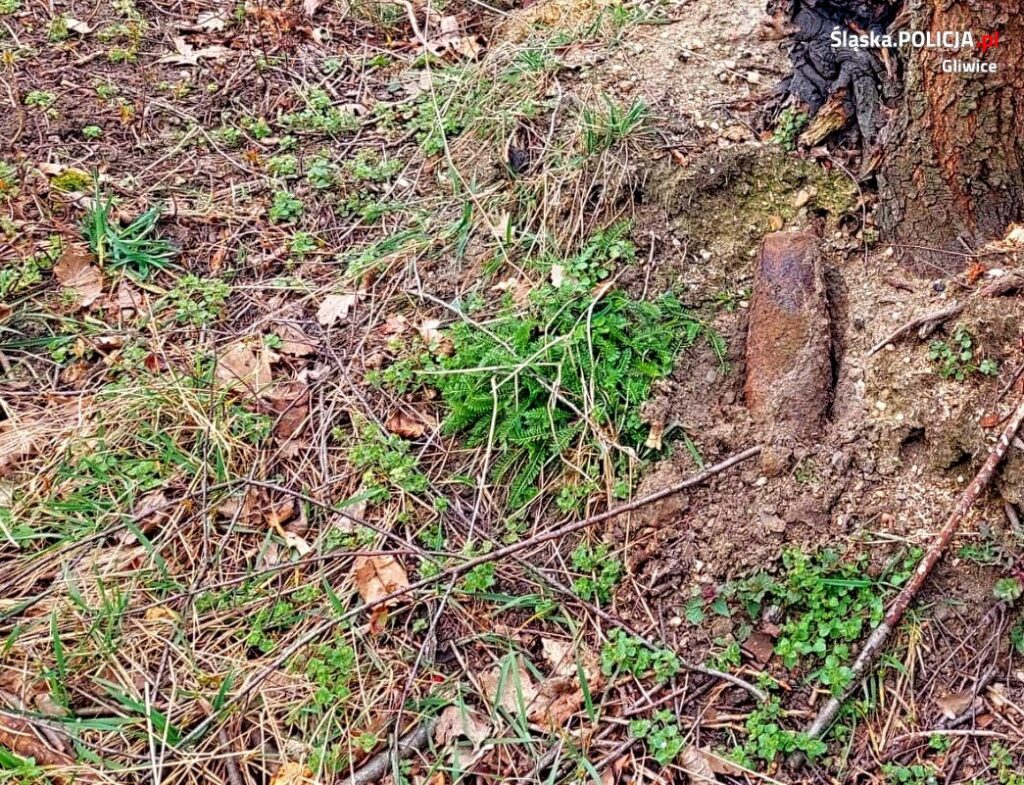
317, 293, 357, 326
53, 245, 103, 308
352, 555, 409, 607
215, 340, 275, 397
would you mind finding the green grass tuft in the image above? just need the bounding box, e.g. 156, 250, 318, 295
82, 185, 176, 278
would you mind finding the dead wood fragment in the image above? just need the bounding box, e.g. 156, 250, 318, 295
980, 271, 1024, 298
866, 301, 964, 357
790, 393, 1024, 767
799, 89, 852, 147
340, 721, 433, 785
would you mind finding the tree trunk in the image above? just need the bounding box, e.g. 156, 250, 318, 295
877, 1, 1024, 274
772, 0, 1024, 274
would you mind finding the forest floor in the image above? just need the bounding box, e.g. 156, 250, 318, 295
2, 0, 1024, 783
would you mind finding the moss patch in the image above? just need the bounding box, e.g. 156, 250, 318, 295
647, 144, 857, 274
50, 168, 93, 193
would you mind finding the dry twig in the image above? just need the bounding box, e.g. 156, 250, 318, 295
183, 445, 762, 745
866, 301, 965, 357
791, 394, 1024, 766
341, 721, 434, 785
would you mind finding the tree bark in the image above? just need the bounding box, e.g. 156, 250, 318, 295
773, 0, 1024, 274
877, 1, 1024, 274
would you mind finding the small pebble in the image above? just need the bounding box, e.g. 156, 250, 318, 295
792, 186, 818, 209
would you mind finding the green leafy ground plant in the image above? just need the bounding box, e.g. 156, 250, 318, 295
929, 324, 998, 381
430, 270, 713, 512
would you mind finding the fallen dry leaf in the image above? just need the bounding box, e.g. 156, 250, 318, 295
381, 314, 408, 335
0, 401, 88, 478
196, 9, 228, 30
273, 323, 317, 357
216, 487, 262, 526
128, 488, 172, 538
66, 17, 94, 34
302, 0, 322, 16
53, 244, 103, 308
109, 280, 147, 314
540, 637, 576, 678
266, 498, 296, 529
493, 278, 531, 307
144, 605, 181, 623
59, 361, 90, 388
981, 411, 1003, 429
550, 264, 566, 288
267, 380, 310, 442
385, 411, 430, 439
353, 555, 409, 607
434, 704, 490, 748
1000, 223, 1024, 250
679, 745, 716, 783
317, 293, 357, 326
215, 340, 275, 396
535, 686, 583, 728
702, 746, 744, 776
480, 660, 540, 716
533, 644, 603, 729
493, 276, 517, 292
741, 630, 775, 665
270, 762, 313, 785
936, 689, 975, 720
281, 530, 311, 555
266, 497, 310, 556
156, 36, 232, 65
426, 14, 484, 60
418, 318, 443, 345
